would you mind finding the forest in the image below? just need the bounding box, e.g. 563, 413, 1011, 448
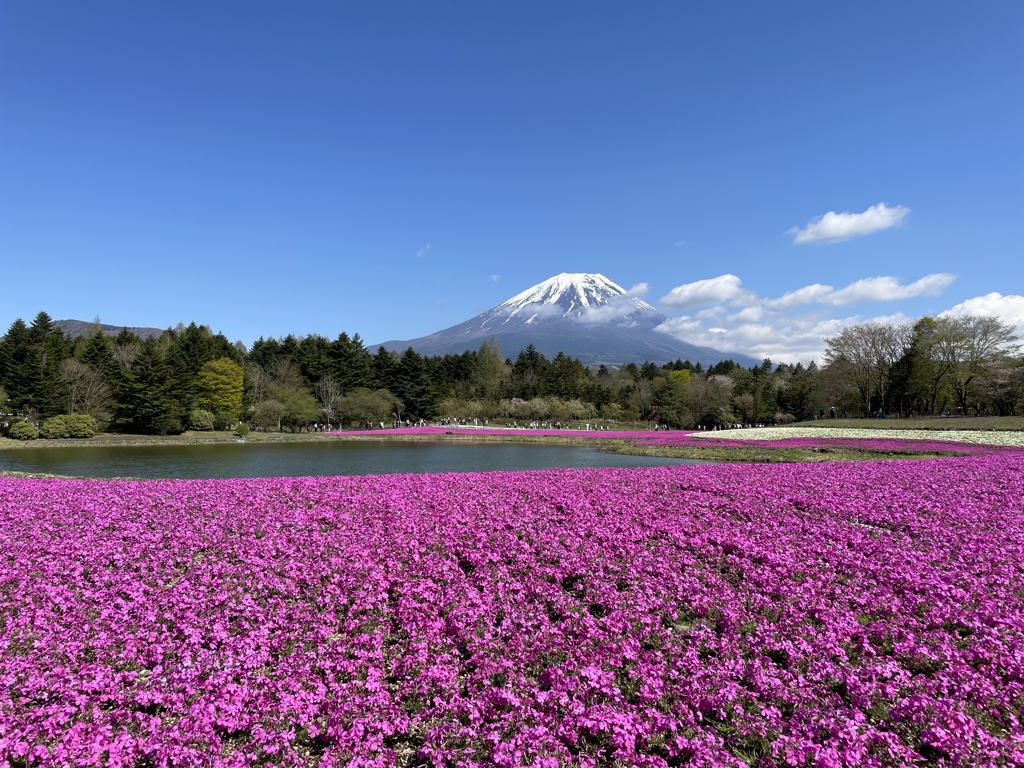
0, 311, 1021, 437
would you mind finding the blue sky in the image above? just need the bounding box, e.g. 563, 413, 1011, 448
2, 1, 1021, 363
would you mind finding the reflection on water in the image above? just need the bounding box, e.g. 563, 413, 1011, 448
0, 439, 708, 480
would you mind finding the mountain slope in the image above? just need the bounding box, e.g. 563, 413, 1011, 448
377, 273, 758, 367
54, 320, 165, 340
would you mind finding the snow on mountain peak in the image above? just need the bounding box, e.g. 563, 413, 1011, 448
497, 273, 656, 322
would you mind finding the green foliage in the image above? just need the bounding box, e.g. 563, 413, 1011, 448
254, 399, 285, 431
234, 421, 250, 437
214, 411, 237, 430
196, 357, 244, 414
393, 348, 435, 419
0, 313, 73, 417
3, 308, 1022, 435
7, 420, 39, 440
114, 337, 183, 435
337, 387, 401, 424
40, 414, 98, 439
471, 338, 509, 401
271, 385, 320, 431
188, 408, 216, 431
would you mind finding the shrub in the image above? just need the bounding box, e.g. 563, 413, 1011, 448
152, 415, 183, 436
214, 411, 236, 431
67, 414, 98, 438
188, 409, 216, 431
234, 422, 250, 437
8, 421, 39, 440
40, 414, 98, 439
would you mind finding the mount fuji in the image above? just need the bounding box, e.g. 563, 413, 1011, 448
377, 273, 758, 368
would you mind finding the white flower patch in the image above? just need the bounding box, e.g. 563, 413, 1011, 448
692, 427, 1024, 447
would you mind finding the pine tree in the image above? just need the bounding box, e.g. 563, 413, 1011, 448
393, 348, 434, 419
330, 333, 374, 392
20, 312, 73, 416
0, 319, 31, 411
114, 338, 183, 434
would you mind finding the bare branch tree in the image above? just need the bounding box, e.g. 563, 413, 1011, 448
931, 315, 1021, 415
313, 374, 343, 426
112, 339, 142, 371
59, 359, 112, 420
823, 321, 914, 415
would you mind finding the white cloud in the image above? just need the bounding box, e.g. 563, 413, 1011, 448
626, 282, 650, 298
658, 310, 913, 365
653, 270, 955, 364
659, 274, 747, 309
763, 284, 834, 310
942, 293, 1024, 334
695, 307, 726, 321
729, 306, 765, 323
490, 274, 500, 282
579, 289, 652, 324
416, 243, 432, 258
826, 273, 955, 305
788, 203, 909, 244
761, 274, 955, 310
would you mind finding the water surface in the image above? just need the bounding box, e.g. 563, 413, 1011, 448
0, 440, 707, 479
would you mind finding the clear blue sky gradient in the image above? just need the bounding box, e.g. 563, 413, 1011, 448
2, 2, 1021, 362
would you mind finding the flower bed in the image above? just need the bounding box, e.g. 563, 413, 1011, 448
2, 457, 1022, 766
636, 433, 1018, 457
690, 427, 1024, 449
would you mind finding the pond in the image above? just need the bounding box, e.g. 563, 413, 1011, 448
0, 439, 708, 480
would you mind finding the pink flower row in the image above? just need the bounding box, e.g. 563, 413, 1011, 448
1, 455, 1022, 766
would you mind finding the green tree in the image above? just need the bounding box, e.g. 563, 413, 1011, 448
248, 337, 282, 369
545, 352, 590, 400
196, 357, 245, 415
10, 312, 74, 417
165, 323, 239, 410
337, 387, 402, 426
373, 347, 399, 390
0, 319, 31, 412
471, 338, 509, 402
330, 332, 375, 391
392, 348, 434, 419
273, 385, 321, 432
114, 337, 183, 434
295, 334, 332, 385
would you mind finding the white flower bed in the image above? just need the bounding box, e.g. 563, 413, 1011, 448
693, 426, 1024, 447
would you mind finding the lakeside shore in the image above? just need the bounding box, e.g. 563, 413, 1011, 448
3, 416, 1023, 477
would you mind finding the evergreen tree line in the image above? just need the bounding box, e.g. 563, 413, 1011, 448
0, 311, 1020, 437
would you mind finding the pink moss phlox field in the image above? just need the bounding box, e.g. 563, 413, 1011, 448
2, 457, 1023, 767
635, 434, 1020, 456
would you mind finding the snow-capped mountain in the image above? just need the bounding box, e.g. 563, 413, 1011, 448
377, 273, 758, 367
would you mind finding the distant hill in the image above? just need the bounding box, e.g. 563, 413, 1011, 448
54, 319, 166, 340
376, 272, 760, 368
